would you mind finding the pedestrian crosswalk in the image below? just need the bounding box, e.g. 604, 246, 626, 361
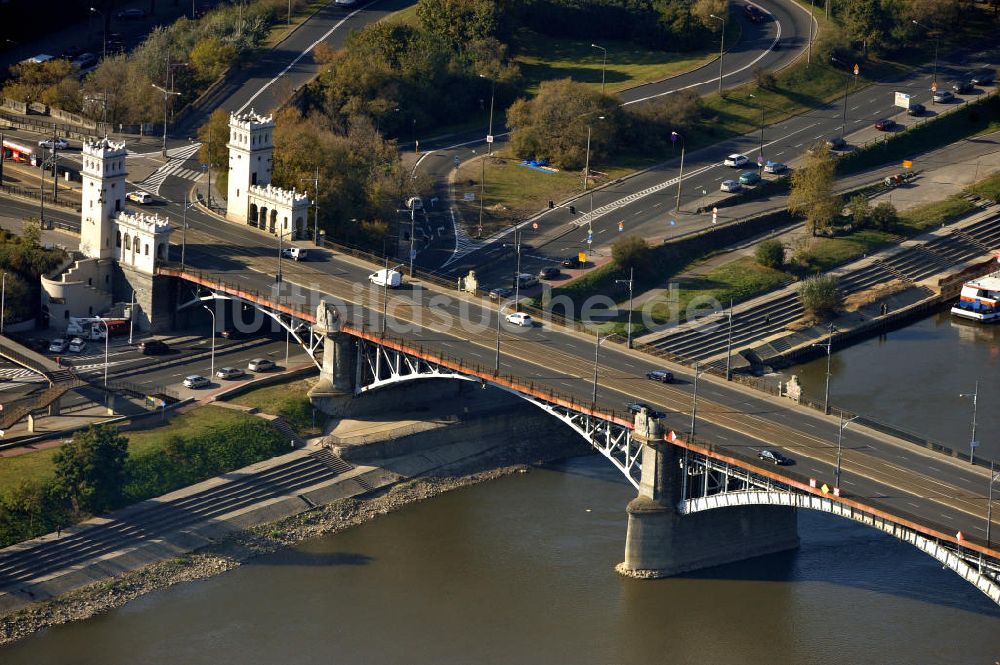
134, 143, 204, 195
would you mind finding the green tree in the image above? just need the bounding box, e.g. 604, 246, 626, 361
54, 425, 130, 515
1, 58, 75, 104
788, 143, 841, 236
198, 108, 230, 190
611, 235, 653, 276
21, 217, 42, 248
190, 36, 237, 83
841, 0, 887, 55
416, 0, 502, 52
755, 238, 785, 269
870, 201, 898, 231
847, 194, 871, 228
798, 274, 842, 318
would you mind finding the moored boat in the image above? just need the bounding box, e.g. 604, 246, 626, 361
951, 270, 1000, 322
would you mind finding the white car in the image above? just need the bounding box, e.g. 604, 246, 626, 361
127, 191, 153, 204
335, 0, 357, 5
720, 180, 742, 193
216, 367, 245, 380
68, 337, 87, 353
183, 374, 210, 389
248, 358, 276, 372
505, 312, 534, 327
38, 138, 69, 150
724, 154, 748, 168
48, 338, 68, 353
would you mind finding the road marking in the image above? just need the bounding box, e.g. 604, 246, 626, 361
907, 501, 920, 509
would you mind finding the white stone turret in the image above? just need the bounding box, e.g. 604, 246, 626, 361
226, 109, 275, 222
80, 137, 127, 259
113, 211, 172, 275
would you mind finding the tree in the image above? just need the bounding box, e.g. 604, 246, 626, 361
847, 194, 871, 228
1, 59, 76, 105
798, 274, 842, 318
198, 108, 230, 188
416, 0, 502, 52
788, 143, 841, 236
190, 37, 237, 83
53, 425, 129, 515
21, 217, 42, 248
841, 0, 887, 55
870, 201, 898, 231
755, 238, 785, 269
611, 235, 653, 276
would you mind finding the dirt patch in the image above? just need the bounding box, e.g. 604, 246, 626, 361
842, 279, 910, 312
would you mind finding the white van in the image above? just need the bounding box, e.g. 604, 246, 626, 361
281, 247, 308, 261
369, 269, 402, 288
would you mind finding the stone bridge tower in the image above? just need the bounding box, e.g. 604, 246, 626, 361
226, 110, 274, 224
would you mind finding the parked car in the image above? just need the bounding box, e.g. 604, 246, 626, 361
183, 374, 210, 389
561, 257, 583, 268
27, 338, 51, 352
645, 369, 674, 383
763, 160, 786, 174
970, 69, 995, 86
738, 171, 761, 186
489, 287, 513, 301
538, 266, 561, 280
720, 179, 741, 193
906, 103, 926, 116
758, 449, 791, 465
515, 273, 539, 288
505, 312, 533, 327
139, 339, 170, 355
127, 190, 153, 204
68, 338, 86, 353
38, 137, 69, 150
723, 154, 749, 168
116, 8, 147, 19
951, 79, 974, 94
48, 338, 68, 353
216, 366, 245, 380
933, 89, 954, 103
874, 118, 896, 131
826, 136, 847, 150
219, 328, 241, 339
248, 358, 276, 372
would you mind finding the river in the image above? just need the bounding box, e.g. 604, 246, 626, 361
1, 311, 999, 663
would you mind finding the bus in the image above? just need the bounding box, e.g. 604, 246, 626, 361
1, 138, 37, 165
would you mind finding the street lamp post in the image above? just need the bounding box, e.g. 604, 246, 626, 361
959, 381, 979, 465
709, 14, 725, 96
97, 318, 109, 387
690, 361, 703, 439
407, 197, 420, 277
830, 57, 851, 140
89, 7, 106, 60
592, 333, 611, 405
202, 304, 216, 381
724, 299, 734, 380
479, 73, 496, 155
749, 94, 765, 174
128, 290, 136, 345
276, 228, 292, 283
615, 267, 634, 348
0, 272, 5, 335
987, 462, 999, 548
495, 301, 505, 373
476, 149, 486, 238
150, 83, 180, 158
507, 228, 523, 310
381, 255, 389, 335
835, 412, 860, 488
180, 192, 196, 268
672, 131, 685, 212
811, 324, 836, 415
912, 21, 938, 90
590, 43, 607, 95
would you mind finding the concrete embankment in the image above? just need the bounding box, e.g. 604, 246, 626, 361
0, 380, 590, 645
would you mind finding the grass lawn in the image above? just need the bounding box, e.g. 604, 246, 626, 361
511, 29, 720, 95
970, 169, 1000, 203
897, 196, 975, 234
230, 378, 321, 437
0, 406, 261, 493
791, 230, 897, 273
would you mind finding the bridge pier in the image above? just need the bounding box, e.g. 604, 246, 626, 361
308, 302, 355, 413
618, 410, 799, 578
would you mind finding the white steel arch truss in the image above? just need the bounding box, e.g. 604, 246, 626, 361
680, 453, 1000, 606
355, 338, 643, 488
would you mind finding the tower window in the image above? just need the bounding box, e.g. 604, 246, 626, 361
145, 244, 149, 256
116, 231, 121, 247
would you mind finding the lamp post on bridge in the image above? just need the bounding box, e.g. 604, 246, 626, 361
987, 462, 999, 549
690, 361, 704, 440
835, 412, 860, 489
202, 304, 216, 382
959, 381, 979, 465
615, 267, 634, 349
724, 299, 733, 381
812, 324, 836, 415
672, 131, 685, 212
592, 333, 612, 405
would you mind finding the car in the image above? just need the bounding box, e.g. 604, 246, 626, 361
951, 80, 974, 94
116, 8, 147, 19
335, 0, 357, 5
561, 257, 583, 269
906, 103, 926, 116
515, 273, 539, 288
489, 287, 513, 301
505, 312, 533, 327
933, 89, 954, 103
183, 374, 210, 389
369, 268, 402, 288
139, 339, 169, 355
68, 338, 86, 353
248, 358, 276, 372
720, 179, 741, 193
26, 338, 51, 352
216, 367, 245, 380
645, 369, 674, 383
970, 69, 995, 86
826, 136, 847, 150
71, 53, 98, 69
38, 137, 69, 150
126, 190, 153, 204
48, 338, 68, 353
763, 160, 786, 174
874, 118, 896, 131
723, 154, 749, 168
281, 247, 308, 261
538, 266, 561, 280
219, 328, 241, 339
626, 401, 662, 417
758, 449, 791, 465
738, 171, 761, 186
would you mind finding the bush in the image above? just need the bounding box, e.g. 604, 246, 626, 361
798, 274, 842, 318
611, 235, 653, 276
755, 238, 785, 269
870, 201, 898, 231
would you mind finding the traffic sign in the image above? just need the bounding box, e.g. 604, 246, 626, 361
712, 207, 718, 224
757, 154, 764, 165
453, 156, 460, 167
853, 63, 859, 76
618, 221, 624, 232
486, 135, 494, 144
931, 81, 938, 92
532, 222, 538, 230
956, 531, 965, 542
902, 159, 912, 169
409, 249, 417, 259
669, 219, 676, 226
200, 163, 208, 170
587, 230, 593, 241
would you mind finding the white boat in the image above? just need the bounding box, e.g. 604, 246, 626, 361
951, 270, 1000, 322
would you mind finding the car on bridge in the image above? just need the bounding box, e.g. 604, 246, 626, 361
248, 358, 276, 372
216, 367, 245, 380
970, 69, 995, 86
826, 136, 847, 150
626, 401, 663, 417
951, 79, 974, 94
645, 369, 674, 383
489, 287, 512, 301
724, 154, 748, 168
515, 273, 539, 288
505, 312, 533, 327
127, 191, 153, 204
116, 8, 147, 19
561, 257, 584, 269
758, 449, 791, 465
281, 247, 308, 261
183, 374, 210, 389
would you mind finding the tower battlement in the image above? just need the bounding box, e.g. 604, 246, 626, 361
249, 183, 309, 207
83, 137, 127, 159
229, 110, 275, 132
